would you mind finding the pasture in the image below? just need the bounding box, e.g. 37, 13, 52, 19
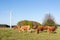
0, 27, 60, 40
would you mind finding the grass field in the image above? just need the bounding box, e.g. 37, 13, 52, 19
0, 27, 60, 40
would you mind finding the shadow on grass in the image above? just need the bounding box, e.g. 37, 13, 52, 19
52, 32, 57, 34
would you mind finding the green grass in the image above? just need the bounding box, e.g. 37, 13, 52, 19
0, 27, 60, 40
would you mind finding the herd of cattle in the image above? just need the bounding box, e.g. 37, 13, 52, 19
13, 25, 57, 34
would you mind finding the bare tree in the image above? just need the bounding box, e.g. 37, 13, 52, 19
42, 13, 56, 26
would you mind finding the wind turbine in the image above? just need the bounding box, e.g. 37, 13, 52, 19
10, 11, 12, 28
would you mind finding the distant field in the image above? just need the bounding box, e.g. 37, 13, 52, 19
0, 26, 60, 40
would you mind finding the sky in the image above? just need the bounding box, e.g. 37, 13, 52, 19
0, 0, 60, 25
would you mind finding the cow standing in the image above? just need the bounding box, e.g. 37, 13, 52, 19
36, 26, 56, 34
13, 25, 30, 32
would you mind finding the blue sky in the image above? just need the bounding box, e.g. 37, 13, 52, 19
0, 0, 60, 25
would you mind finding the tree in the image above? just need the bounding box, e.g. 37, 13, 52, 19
42, 13, 56, 26
17, 20, 28, 26
17, 20, 41, 29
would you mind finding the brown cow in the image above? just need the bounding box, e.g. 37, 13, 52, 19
20, 25, 30, 32
36, 26, 43, 34
13, 26, 18, 30
36, 26, 56, 34
47, 26, 56, 33
13, 25, 30, 32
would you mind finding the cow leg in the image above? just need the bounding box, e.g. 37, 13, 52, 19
37, 29, 39, 34
16, 26, 20, 32
47, 29, 51, 34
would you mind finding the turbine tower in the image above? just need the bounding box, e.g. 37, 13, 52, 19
10, 11, 12, 28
